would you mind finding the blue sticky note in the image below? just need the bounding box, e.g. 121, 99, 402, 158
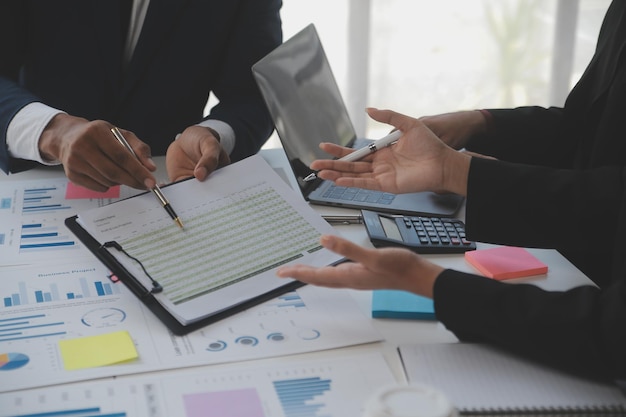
372, 290, 435, 320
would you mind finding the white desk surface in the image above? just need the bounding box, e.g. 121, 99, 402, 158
0, 148, 594, 383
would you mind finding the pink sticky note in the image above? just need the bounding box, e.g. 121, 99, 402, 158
465, 246, 548, 280
65, 182, 120, 199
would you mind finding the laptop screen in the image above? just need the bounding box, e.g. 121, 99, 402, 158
252, 24, 356, 190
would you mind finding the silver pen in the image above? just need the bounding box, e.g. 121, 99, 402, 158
304, 130, 403, 182
110, 127, 184, 229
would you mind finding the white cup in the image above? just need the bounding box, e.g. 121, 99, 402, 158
363, 384, 458, 417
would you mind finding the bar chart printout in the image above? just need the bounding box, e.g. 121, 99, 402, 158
2, 276, 121, 308
20, 184, 77, 254
182, 379, 332, 417
274, 377, 332, 417
0, 353, 395, 416
0, 314, 66, 343
168, 353, 393, 417
0, 177, 136, 264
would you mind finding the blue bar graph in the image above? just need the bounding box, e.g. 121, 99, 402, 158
20, 223, 76, 252
0, 314, 66, 342
4, 282, 29, 307
277, 293, 306, 308
2, 278, 120, 309
267, 291, 307, 309
22, 187, 72, 214
273, 377, 332, 417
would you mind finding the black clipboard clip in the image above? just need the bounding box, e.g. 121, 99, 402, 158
100, 241, 163, 294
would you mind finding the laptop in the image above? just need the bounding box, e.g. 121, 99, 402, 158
252, 24, 463, 217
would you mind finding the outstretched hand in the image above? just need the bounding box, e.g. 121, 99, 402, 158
309, 108, 471, 196
276, 234, 443, 298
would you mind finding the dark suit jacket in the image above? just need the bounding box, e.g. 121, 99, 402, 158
0, 0, 282, 172
434, 0, 626, 380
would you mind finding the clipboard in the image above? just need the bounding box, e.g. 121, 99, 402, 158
63, 155, 343, 335
66, 214, 304, 335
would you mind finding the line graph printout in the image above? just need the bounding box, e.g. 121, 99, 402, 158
75, 155, 343, 324
0, 352, 396, 417
0, 177, 138, 264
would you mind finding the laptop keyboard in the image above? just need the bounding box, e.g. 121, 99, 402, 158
323, 184, 396, 205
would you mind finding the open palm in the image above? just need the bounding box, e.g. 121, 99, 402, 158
310, 108, 453, 195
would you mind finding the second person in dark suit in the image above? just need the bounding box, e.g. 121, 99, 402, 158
278, 0, 626, 381
0, 0, 282, 191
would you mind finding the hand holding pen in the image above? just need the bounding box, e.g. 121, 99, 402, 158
111, 127, 184, 229
306, 107, 471, 197
304, 130, 402, 182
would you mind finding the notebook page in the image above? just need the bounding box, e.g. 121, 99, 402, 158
399, 343, 626, 413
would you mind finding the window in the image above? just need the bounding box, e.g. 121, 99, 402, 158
262, 0, 611, 147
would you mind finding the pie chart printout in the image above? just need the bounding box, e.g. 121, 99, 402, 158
0, 352, 30, 371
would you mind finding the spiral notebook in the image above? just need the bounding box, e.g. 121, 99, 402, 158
399, 343, 626, 415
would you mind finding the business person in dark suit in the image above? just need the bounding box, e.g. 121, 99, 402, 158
278, 107, 626, 382
0, 0, 281, 191
278, 1, 626, 381
418, 0, 626, 283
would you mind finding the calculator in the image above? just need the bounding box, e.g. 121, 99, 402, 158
361, 209, 476, 254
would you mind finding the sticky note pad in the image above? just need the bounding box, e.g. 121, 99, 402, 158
66, 182, 120, 199
465, 246, 548, 280
372, 290, 435, 320
59, 330, 138, 370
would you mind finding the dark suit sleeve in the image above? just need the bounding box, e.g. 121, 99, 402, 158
205, 0, 282, 161
434, 270, 626, 380
0, 1, 40, 173
465, 106, 571, 167
432, 156, 626, 379
465, 157, 626, 282
464, 157, 623, 251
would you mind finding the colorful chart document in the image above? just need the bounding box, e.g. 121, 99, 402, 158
0, 177, 138, 265
0, 352, 395, 417
0, 260, 381, 392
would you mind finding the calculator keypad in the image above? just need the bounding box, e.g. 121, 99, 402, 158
399, 216, 475, 253
407, 217, 472, 247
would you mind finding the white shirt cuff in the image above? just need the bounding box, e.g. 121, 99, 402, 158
197, 119, 235, 155
7, 102, 64, 165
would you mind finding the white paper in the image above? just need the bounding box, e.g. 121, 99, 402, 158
0, 260, 382, 392
74, 155, 343, 323
0, 177, 139, 265
0, 352, 395, 417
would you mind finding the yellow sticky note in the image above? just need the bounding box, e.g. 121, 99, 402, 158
59, 330, 138, 370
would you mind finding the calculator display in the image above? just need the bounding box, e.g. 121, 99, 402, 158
380, 216, 402, 240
